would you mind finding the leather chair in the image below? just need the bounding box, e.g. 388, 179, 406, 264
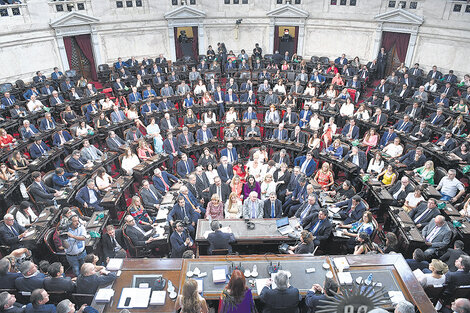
43, 227, 66, 256
43, 170, 55, 189
122, 225, 151, 258
434, 167, 448, 186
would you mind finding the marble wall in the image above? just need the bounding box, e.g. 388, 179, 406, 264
0, 0, 469, 84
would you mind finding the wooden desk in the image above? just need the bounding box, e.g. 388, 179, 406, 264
101, 176, 134, 222
388, 206, 425, 254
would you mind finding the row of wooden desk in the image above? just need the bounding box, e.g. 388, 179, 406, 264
91, 254, 435, 313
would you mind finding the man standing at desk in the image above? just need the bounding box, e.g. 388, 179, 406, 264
63, 216, 87, 277
436, 169, 465, 203
207, 220, 235, 255
260, 270, 301, 313
242, 191, 263, 219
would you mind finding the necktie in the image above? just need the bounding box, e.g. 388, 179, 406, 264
347, 126, 353, 138
185, 135, 189, 145
426, 226, 440, 242
203, 131, 208, 142
40, 182, 47, 192
185, 162, 189, 174
414, 208, 430, 224
224, 165, 229, 178
7, 97, 12, 105
169, 140, 176, 153
300, 204, 311, 222
47, 120, 51, 129
217, 186, 222, 200
445, 88, 449, 94
301, 160, 309, 173
311, 219, 323, 235
376, 115, 380, 124
411, 108, 416, 117
10, 226, 18, 236
251, 201, 256, 218
38, 144, 45, 154
432, 115, 438, 124
149, 188, 159, 202
161, 177, 169, 191
278, 130, 282, 140
111, 236, 116, 248
133, 133, 137, 140
271, 202, 275, 218
229, 150, 233, 163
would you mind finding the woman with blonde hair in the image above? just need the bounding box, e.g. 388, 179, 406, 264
137, 140, 154, 161
230, 175, 243, 200
206, 194, 224, 220
225, 192, 242, 219
313, 162, 334, 190
413, 160, 435, 184
175, 279, 208, 313
260, 174, 276, 200
128, 195, 155, 226
418, 259, 448, 288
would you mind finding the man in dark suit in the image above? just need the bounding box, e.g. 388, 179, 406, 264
75, 179, 103, 211
158, 98, 174, 111
40, 83, 54, 96
394, 115, 413, 133
52, 129, 72, 147
294, 195, 320, 229
101, 225, 127, 261
67, 150, 93, 173
1, 92, 16, 108
401, 73, 416, 88
209, 176, 231, 203
112, 78, 125, 92
29, 171, 62, 206
375, 79, 389, 94
220, 142, 238, 164
263, 192, 283, 218
43, 262, 75, 292
196, 124, 214, 143
436, 131, 456, 151
443, 70, 458, 84
195, 166, 210, 200
152, 168, 178, 194
272, 123, 288, 141
76, 263, 116, 295
411, 121, 431, 141
125, 127, 143, 142
308, 209, 333, 248
33, 71, 46, 84
160, 113, 178, 132
49, 91, 65, 106
0, 259, 22, 289
295, 152, 316, 177
170, 220, 195, 258
283, 177, 308, 217
106, 131, 127, 152
0, 214, 26, 251
334, 195, 366, 224
123, 215, 160, 253
409, 199, 440, 229
110, 106, 127, 123
167, 197, 198, 237
371, 108, 388, 127
163, 131, 180, 169
29, 139, 50, 159
207, 220, 235, 255
427, 66, 443, 80
427, 108, 446, 126
0, 291, 24, 313
272, 149, 291, 167
176, 153, 195, 178
177, 127, 195, 147
260, 270, 302, 313
381, 95, 399, 113
289, 126, 306, 144
442, 255, 470, 302
405, 102, 422, 119
341, 119, 359, 140
282, 107, 299, 126
186, 174, 204, 203
15, 261, 46, 292
399, 147, 426, 169
140, 180, 163, 210
441, 240, 468, 272
388, 176, 414, 203
344, 146, 367, 173
216, 156, 234, 183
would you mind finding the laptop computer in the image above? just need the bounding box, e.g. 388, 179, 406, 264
276, 217, 294, 235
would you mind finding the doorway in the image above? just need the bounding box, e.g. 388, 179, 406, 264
174, 26, 199, 61
274, 26, 299, 55
381, 31, 410, 76
63, 34, 97, 81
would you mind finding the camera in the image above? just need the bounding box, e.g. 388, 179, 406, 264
58, 217, 71, 239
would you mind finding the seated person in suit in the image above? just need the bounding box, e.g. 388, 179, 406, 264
176, 153, 195, 178
217, 156, 234, 183
394, 115, 413, 133
333, 195, 366, 225
242, 191, 264, 219
1, 91, 16, 108
207, 220, 235, 255
259, 270, 301, 313
436, 131, 456, 152
427, 108, 446, 126
84, 83, 98, 97
0, 291, 25, 313
29, 171, 62, 206
140, 179, 162, 210
305, 277, 339, 313
152, 168, 178, 194
20, 119, 39, 140
142, 85, 157, 99
49, 91, 65, 106
15, 261, 46, 292
245, 120, 261, 138
442, 256, 470, 304
399, 146, 426, 169
112, 77, 125, 92
9, 104, 27, 119
102, 225, 127, 261
405, 102, 422, 119
170, 220, 196, 258
25, 289, 56, 313
158, 97, 174, 111
196, 124, 214, 143
140, 99, 158, 117
411, 120, 431, 141
220, 142, 238, 164
440, 240, 468, 272
287, 230, 315, 255
43, 262, 75, 292
422, 215, 452, 258
437, 169, 465, 203
67, 150, 93, 173
412, 85, 428, 103
160, 82, 174, 97
295, 151, 316, 177
0, 259, 22, 289
39, 113, 56, 131
29, 139, 51, 159
0, 214, 27, 251
263, 192, 283, 218
80, 140, 103, 162
308, 208, 333, 248
122, 215, 160, 255
388, 176, 414, 204
177, 127, 195, 147
52, 129, 72, 147
110, 105, 127, 123
52, 168, 77, 190
125, 126, 143, 142
76, 263, 116, 295
106, 131, 127, 152
163, 131, 180, 169
75, 179, 104, 211
341, 119, 359, 140
160, 113, 178, 132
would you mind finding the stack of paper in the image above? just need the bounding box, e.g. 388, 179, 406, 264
149, 291, 166, 305
95, 289, 115, 302
212, 267, 226, 283
106, 258, 123, 271
195, 278, 203, 294
337, 272, 353, 285
117, 288, 151, 309
333, 257, 350, 270
388, 291, 406, 304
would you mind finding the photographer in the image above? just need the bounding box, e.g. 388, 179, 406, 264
170, 221, 196, 258
62, 216, 87, 277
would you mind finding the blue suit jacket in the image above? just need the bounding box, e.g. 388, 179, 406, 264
141, 103, 158, 115
243, 111, 257, 120
379, 131, 397, 147
433, 97, 449, 107
143, 89, 157, 99
51, 71, 63, 80
52, 173, 74, 189
39, 117, 57, 131
336, 199, 366, 224
163, 138, 180, 155
169, 227, 194, 258
217, 164, 234, 183
214, 91, 225, 103
67, 157, 87, 172
49, 96, 65, 106
272, 129, 288, 140
29, 142, 50, 159
436, 136, 456, 151
20, 125, 39, 140
394, 120, 413, 133
75, 186, 101, 205
15, 273, 46, 292
128, 92, 142, 103
41, 86, 55, 95
220, 147, 238, 162
309, 74, 326, 83
1, 95, 16, 108
111, 110, 127, 123
427, 113, 446, 126
176, 159, 195, 177
23, 89, 39, 100
292, 183, 308, 201
224, 93, 238, 102
152, 171, 178, 193
196, 129, 214, 143
341, 124, 359, 139
298, 110, 312, 127
297, 157, 316, 177
158, 100, 174, 111
53, 130, 73, 146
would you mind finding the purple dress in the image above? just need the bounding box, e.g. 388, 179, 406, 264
243, 182, 261, 199
219, 289, 255, 313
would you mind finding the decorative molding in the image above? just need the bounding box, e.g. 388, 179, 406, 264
267, 4, 309, 19
50, 11, 99, 28
374, 8, 424, 26
164, 5, 206, 20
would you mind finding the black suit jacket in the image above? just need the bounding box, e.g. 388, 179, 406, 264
15, 273, 46, 292
440, 249, 468, 272
408, 203, 440, 228
443, 270, 470, 298
289, 131, 306, 144
140, 185, 163, 208
0, 272, 21, 289
388, 182, 414, 202
207, 230, 235, 254
43, 276, 76, 292
195, 173, 210, 195
263, 199, 283, 218
186, 182, 202, 201
124, 224, 151, 247
411, 125, 431, 141
29, 181, 56, 205
260, 286, 302, 313
0, 222, 26, 250
102, 229, 126, 260
405, 105, 423, 119
309, 217, 333, 244
272, 153, 291, 166
209, 183, 230, 203
294, 202, 319, 229
76, 272, 117, 294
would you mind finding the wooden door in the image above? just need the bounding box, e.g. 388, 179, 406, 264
385, 45, 401, 76
69, 36, 92, 79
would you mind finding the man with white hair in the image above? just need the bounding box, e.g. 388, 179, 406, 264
451, 298, 470, 313
0, 214, 26, 251
437, 169, 465, 203
394, 300, 415, 313
76, 263, 116, 295
412, 85, 428, 103
27, 94, 44, 112
217, 156, 234, 184
260, 270, 301, 313
49, 90, 65, 106
242, 191, 263, 219
56, 299, 88, 313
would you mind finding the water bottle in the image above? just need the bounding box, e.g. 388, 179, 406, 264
364, 273, 373, 285
116, 182, 121, 193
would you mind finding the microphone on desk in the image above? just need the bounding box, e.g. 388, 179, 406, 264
392, 209, 400, 214
403, 226, 411, 232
